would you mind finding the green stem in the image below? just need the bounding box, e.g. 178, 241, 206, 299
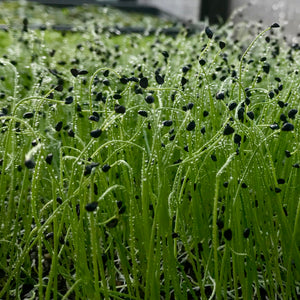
212, 153, 235, 298
238, 26, 272, 102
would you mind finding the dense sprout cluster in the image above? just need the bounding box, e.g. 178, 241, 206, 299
0, 2, 300, 300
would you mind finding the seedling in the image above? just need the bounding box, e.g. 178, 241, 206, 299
0, 3, 299, 300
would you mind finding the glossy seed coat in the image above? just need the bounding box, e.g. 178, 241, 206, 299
186, 120, 195, 131
223, 124, 235, 135
139, 77, 148, 89
90, 129, 102, 138
23, 112, 34, 119
114, 105, 126, 114
102, 164, 111, 172
162, 120, 173, 127
205, 26, 213, 39
281, 123, 294, 131
85, 201, 98, 212
145, 95, 155, 104
25, 159, 35, 169
224, 229, 232, 241
138, 110, 148, 117
45, 153, 53, 165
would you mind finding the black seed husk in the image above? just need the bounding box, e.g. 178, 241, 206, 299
120, 77, 128, 84
55, 85, 63, 92
181, 77, 188, 86
186, 120, 195, 131
256, 76, 262, 83
70, 68, 78, 77
172, 232, 179, 238
94, 183, 98, 195
216, 92, 225, 100
45, 153, 53, 165
262, 63, 270, 74
103, 79, 110, 86
102, 164, 111, 172
223, 124, 234, 135
23, 112, 34, 119
245, 97, 251, 106
169, 134, 175, 141
271, 23, 280, 28
161, 51, 169, 58
32, 139, 38, 147
285, 150, 291, 158
89, 114, 99, 122
234, 134, 241, 145
113, 94, 122, 100
228, 102, 237, 111
119, 206, 126, 214
95, 92, 103, 102
217, 219, 224, 229
247, 111, 254, 120
211, 154, 217, 162
90, 129, 102, 138
139, 77, 148, 89
85, 201, 98, 212
182, 66, 190, 73
224, 229, 232, 241
114, 104, 126, 114
269, 91, 275, 99
199, 59, 206, 66
219, 41, 226, 49
187, 102, 194, 110
243, 228, 250, 238
288, 109, 297, 119
128, 76, 139, 82
205, 26, 213, 39
145, 95, 155, 104
138, 110, 148, 117
78, 69, 88, 75
275, 187, 281, 193
106, 218, 118, 228
270, 123, 279, 130
55, 121, 63, 132
84, 162, 99, 176
237, 107, 244, 121
281, 123, 294, 131
277, 178, 285, 184
65, 96, 73, 104
155, 74, 164, 85
162, 120, 173, 127
25, 159, 35, 169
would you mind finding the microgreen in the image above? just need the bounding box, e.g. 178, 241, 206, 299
0, 2, 299, 300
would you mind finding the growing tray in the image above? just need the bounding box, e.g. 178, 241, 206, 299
25, 0, 161, 15
0, 0, 203, 36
